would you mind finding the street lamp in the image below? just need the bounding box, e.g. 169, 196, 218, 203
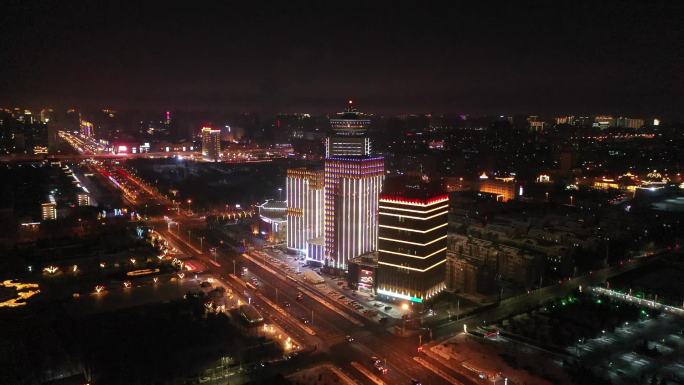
199, 236, 205, 252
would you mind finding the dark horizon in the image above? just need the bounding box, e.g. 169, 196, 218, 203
1, 1, 683, 118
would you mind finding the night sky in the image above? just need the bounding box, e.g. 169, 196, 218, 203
1, 1, 683, 117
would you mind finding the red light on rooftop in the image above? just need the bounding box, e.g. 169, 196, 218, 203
379, 194, 449, 206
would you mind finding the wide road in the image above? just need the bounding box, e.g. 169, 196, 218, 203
154, 216, 473, 385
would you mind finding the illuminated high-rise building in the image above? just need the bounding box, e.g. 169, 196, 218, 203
41, 195, 57, 221
326, 100, 372, 157
324, 157, 384, 269
77, 192, 91, 206
80, 120, 94, 137
286, 168, 325, 259
201, 127, 221, 161
323, 101, 384, 270
376, 181, 448, 303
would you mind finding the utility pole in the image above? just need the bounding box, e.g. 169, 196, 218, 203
311, 309, 314, 325
233, 260, 236, 275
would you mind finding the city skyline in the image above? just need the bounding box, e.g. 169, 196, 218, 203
1, 3, 683, 385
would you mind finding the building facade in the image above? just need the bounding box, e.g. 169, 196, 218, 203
327, 100, 372, 157
201, 127, 221, 161
77, 192, 90, 206
324, 157, 384, 269
479, 176, 519, 202
321, 102, 384, 270
376, 188, 448, 303
41, 195, 57, 221
286, 168, 325, 258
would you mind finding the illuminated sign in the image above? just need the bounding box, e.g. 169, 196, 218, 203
377, 288, 423, 303
359, 269, 374, 285
358, 269, 374, 292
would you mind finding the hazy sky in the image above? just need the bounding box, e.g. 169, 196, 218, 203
1, 1, 683, 117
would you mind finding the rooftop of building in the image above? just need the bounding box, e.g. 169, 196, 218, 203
380, 176, 447, 203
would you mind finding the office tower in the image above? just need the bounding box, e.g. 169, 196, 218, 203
41, 195, 57, 221
376, 182, 448, 303
323, 102, 384, 270
77, 192, 91, 206
286, 168, 325, 258
201, 127, 221, 161
324, 157, 384, 269
326, 100, 372, 157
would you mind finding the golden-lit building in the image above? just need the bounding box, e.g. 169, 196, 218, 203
376, 185, 448, 303
478, 175, 519, 202
41, 196, 57, 221
77, 192, 91, 206
593, 178, 619, 190
201, 127, 221, 161
286, 168, 325, 259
